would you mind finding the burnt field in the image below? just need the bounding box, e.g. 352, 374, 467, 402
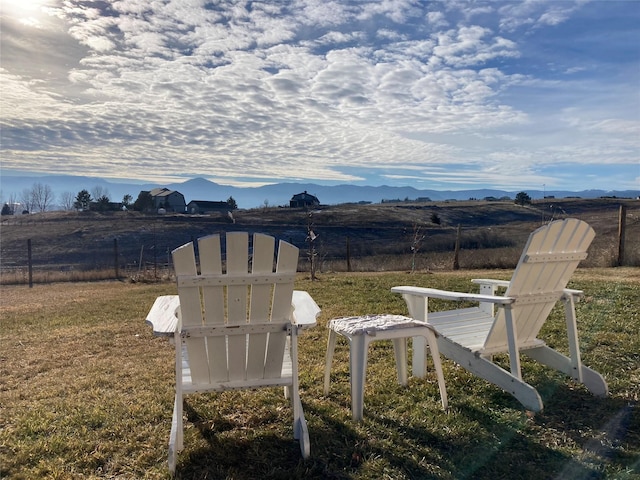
1, 197, 638, 282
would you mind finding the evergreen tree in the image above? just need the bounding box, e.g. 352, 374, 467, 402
95, 195, 111, 211
514, 191, 532, 206
132, 191, 154, 212
74, 189, 92, 210
1, 203, 13, 215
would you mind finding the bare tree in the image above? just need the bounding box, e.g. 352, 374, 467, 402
91, 186, 109, 201
410, 223, 425, 273
306, 212, 319, 281
60, 191, 76, 210
31, 183, 54, 212
20, 188, 34, 213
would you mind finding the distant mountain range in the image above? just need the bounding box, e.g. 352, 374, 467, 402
1, 174, 638, 209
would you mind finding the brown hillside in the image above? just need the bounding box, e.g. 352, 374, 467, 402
1, 198, 638, 279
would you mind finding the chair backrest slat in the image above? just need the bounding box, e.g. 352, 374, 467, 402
173, 241, 211, 384
198, 235, 228, 382
265, 239, 298, 378
484, 219, 594, 351
225, 233, 250, 382
246, 234, 276, 379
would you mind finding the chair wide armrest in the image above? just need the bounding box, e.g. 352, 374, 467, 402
291, 290, 321, 328
391, 286, 514, 305
146, 295, 181, 336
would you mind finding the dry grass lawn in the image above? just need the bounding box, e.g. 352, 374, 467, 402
1, 268, 638, 479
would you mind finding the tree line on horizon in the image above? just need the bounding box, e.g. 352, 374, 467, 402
1, 181, 535, 216
1, 182, 239, 215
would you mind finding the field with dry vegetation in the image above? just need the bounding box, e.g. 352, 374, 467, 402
1, 197, 638, 285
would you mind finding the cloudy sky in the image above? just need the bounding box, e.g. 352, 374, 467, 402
1, 0, 639, 193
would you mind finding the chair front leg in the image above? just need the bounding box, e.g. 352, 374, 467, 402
563, 293, 583, 383
399, 293, 429, 377
412, 335, 427, 378
503, 306, 522, 380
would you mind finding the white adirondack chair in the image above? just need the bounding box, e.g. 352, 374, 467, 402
167, 232, 318, 473
392, 218, 608, 412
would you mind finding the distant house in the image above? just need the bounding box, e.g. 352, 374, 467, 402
290, 191, 320, 208
88, 200, 123, 212
148, 188, 186, 213
187, 200, 232, 215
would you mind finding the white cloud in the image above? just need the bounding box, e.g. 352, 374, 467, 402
432, 26, 519, 67
0, 0, 637, 194
427, 11, 448, 28
355, 0, 422, 24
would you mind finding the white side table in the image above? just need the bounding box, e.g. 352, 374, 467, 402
323, 314, 448, 421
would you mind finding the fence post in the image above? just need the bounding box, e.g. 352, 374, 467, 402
453, 225, 460, 270
346, 237, 352, 272
27, 239, 33, 288
617, 205, 627, 266
138, 245, 144, 275
114, 238, 120, 278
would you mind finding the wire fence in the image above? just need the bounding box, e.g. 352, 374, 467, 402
2, 219, 636, 286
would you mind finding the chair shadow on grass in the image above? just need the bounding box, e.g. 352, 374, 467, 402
532, 382, 637, 478
358, 386, 632, 480
324, 376, 632, 480
177, 398, 363, 479
173, 380, 635, 480
451, 380, 634, 480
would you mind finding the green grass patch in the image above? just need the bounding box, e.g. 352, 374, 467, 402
1, 270, 638, 479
